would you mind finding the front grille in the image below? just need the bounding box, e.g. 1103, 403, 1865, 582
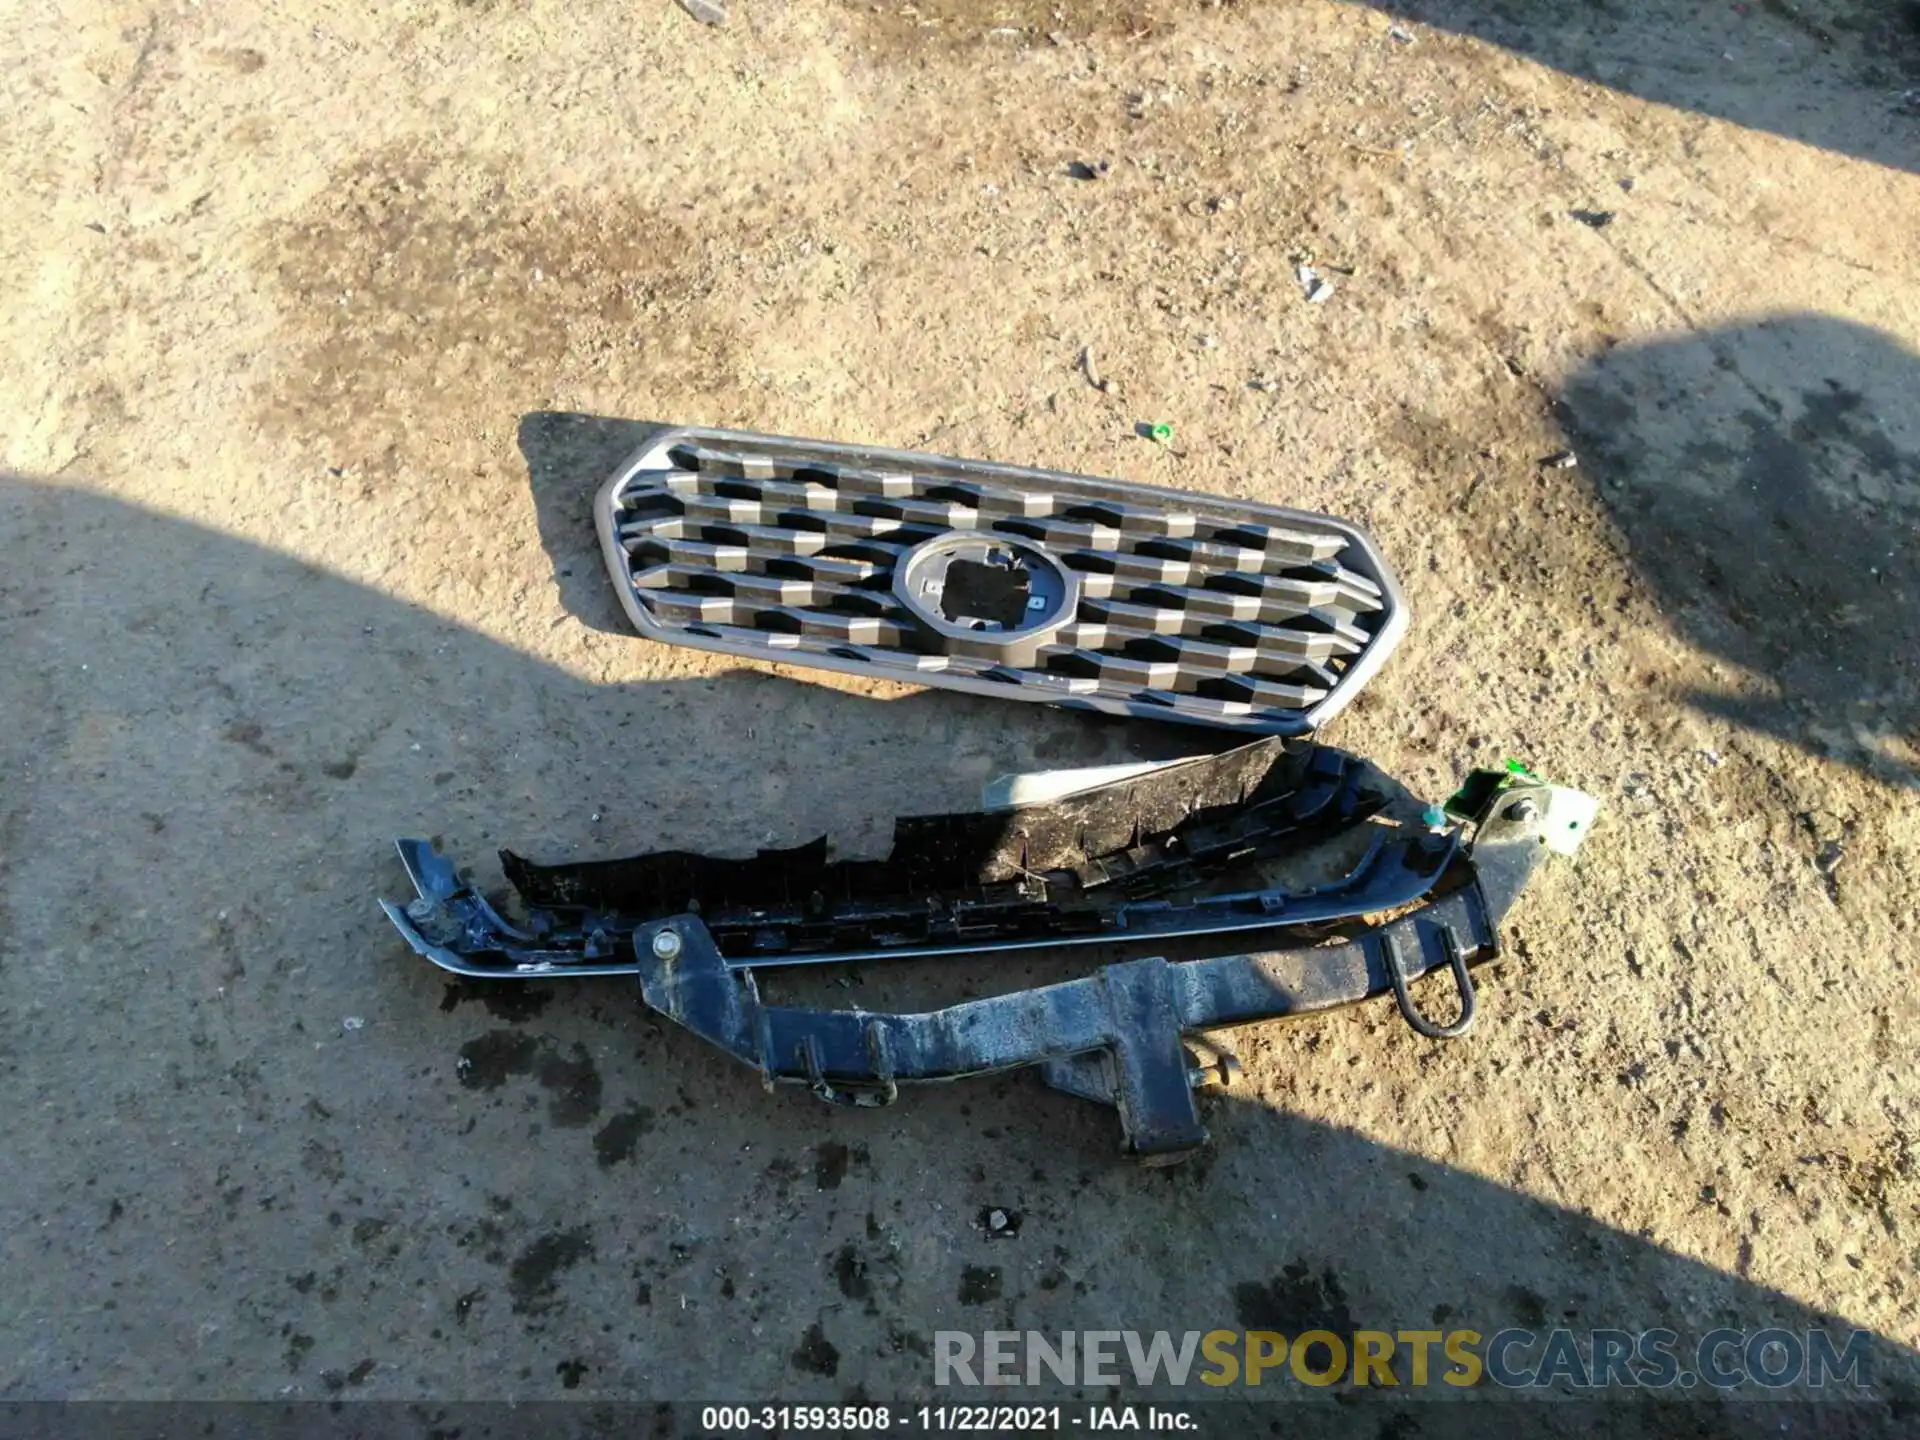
595, 428, 1406, 733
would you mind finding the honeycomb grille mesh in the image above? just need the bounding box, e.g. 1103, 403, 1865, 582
597, 430, 1404, 732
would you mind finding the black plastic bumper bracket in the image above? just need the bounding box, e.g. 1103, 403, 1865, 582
617, 812, 1544, 1160
383, 768, 1587, 1160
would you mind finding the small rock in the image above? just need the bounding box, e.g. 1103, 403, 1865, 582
342, 1016, 365, 1032
1569, 209, 1616, 229
1814, 840, 1844, 876
1540, 451, 1579, 470
1896, 89, 1920, 116
1047, 30, 1069, 46
673, 0, 726, 22
1388, 24, 1414, 44
1297, 264, 1334, 303
979, 1206, 1021, 1239
1066, 160, 1110, 181
1079, 346, 1109, 393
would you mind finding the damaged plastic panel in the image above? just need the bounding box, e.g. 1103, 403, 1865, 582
382, 748, 1596, 1160
383, 739, 1430, 975
494, 739, 1414, 965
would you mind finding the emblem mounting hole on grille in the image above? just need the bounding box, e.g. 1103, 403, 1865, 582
942, 558, 1032, 628
893, 534, 1080, 664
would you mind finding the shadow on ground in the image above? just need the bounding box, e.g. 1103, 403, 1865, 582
1391, 0, 1920, 174
1556, 313, 1919, 785
0, 476, 1915, 1423
518, 411, 666, 638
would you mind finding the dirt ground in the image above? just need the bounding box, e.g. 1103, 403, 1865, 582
2, 0, 1917, 1427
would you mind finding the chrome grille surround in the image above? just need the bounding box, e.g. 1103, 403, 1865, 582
595, 427, 1407, 733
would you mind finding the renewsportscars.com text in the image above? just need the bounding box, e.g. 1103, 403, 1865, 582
934, 1327, 1872, 1391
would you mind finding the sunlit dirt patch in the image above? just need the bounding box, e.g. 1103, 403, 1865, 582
256, 145, 721, 482
834, 0, 1253, 56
